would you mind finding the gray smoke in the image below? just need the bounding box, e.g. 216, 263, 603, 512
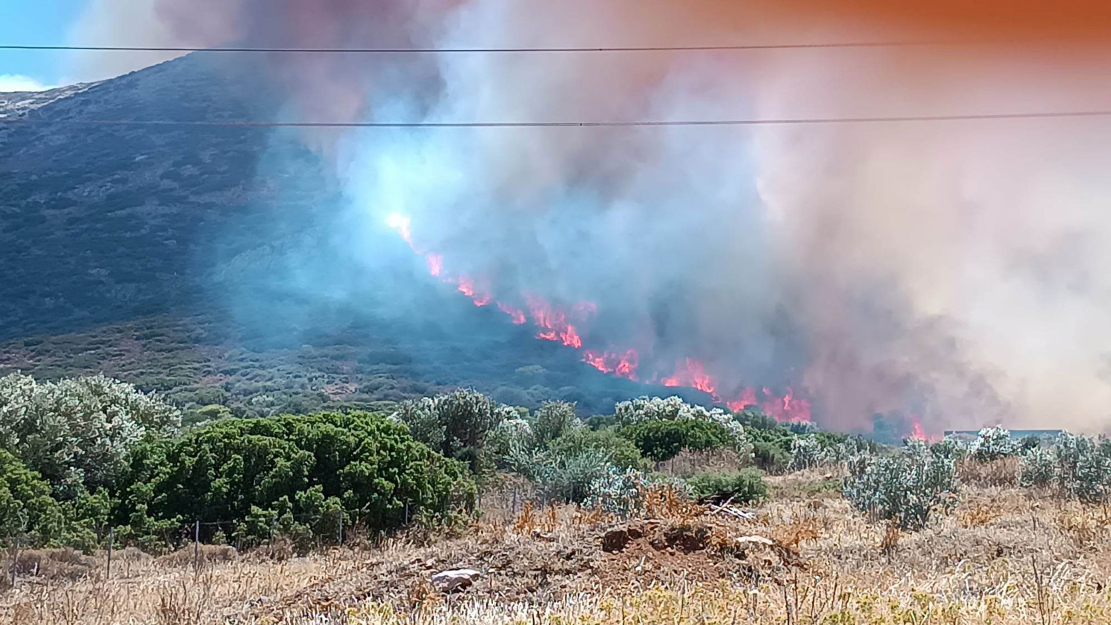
70, 0, 1111, 433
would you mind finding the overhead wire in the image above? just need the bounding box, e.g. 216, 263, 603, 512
1, 39, 1107, 128
2, 110, 1111, 128
0, 40, 961, 54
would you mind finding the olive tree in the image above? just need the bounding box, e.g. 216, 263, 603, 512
0, 373, 180, 496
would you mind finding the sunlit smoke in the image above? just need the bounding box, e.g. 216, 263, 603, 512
98, 0, 1111, 436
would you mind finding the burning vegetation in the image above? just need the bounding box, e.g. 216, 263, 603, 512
387, 213, 814, 425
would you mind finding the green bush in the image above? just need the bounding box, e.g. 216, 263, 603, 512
506, 447, 613, 504
0, 448, 62, 542
1021, 446, 1056, 488
0, 373, 181, 497
687, 469, 768, 504
621, 419, 734, 462
842, 442, 957, 531
1054, 432, 1111, 503
391, 389, 507, 471
116, 411, 473, 548
930, 436, 970, 461
730, 409, 784, 432
548, 428, 648, 471
531, 401, 578, 446
752, 441, 789, 473
970, 426, 1018, 462
744, 424, 795, 456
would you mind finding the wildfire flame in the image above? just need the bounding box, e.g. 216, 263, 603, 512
386, 214, 812, 423
661, 358, 716, 395
583, 349, 639, 381
526, 295, 584, 349
426, 254, 443, 277
497, 302, 527, 325
908, 415, 940, 442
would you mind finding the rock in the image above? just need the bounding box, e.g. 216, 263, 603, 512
602, 529, 632, 553
652, 523, 712, 554
602, 525, 644, 553
431, 568, 481, 593
736, 535, 776, 547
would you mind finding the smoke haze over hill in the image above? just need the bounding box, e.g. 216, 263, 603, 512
65, 0, 1111, 434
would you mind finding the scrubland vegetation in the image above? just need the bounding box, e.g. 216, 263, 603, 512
3, 373, 1111, 623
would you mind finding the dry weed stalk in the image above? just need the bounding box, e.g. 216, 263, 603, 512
514, 501, 535, 534
960, 501, 1004, 528
642, 484, 702, 521
880, 520, 901, 556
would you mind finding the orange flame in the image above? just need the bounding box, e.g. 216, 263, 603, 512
726, 387, 758, 412
583, 349, 639, 381
526, 295, 583, 349
497, 301, 527, 325
760, 388, 812, 423
389, 217, 814, 424
426, 254, 443, 277
661, 358, 716, 395
908, 415, 939, 442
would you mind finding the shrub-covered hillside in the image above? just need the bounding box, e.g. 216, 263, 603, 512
0, 54, 725, 419
5, 372, 1111, 561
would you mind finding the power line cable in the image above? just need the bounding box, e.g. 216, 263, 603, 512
2, 110, 1110, 128
0, 40, 959, 54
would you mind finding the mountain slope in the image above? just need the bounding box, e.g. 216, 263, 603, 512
0, 54, 684, 419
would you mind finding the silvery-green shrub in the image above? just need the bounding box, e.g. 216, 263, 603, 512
531, 400, 579, 446
0, 373, 180, 496
584, 466, 690, 518
842, 442, 957, 531
391, 389, 505, 461
1020, 445, 1056, 488
506, 446, 613, 504
788, 435, 823, 470
486, 418, 535, 468
930, 436, 971, 462
1054, 432, 1111, 503
613, 395, 751, 460
970, 426, 1017, 462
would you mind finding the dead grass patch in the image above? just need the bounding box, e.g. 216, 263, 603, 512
957, 457, 1023, 487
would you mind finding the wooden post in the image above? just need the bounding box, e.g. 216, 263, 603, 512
404, 501, 410, 525
337, 511, 344, 546
10, 535, 18, 588
106, 526, 114, 580
193, 520, 200, 575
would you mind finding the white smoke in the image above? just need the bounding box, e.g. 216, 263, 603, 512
71, 0, 1111, 433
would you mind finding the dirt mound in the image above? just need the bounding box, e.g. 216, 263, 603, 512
245, 517, 795, 622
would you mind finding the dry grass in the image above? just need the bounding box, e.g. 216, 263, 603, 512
957, 457, 1023, 487
6, 484, 1111, 624
656, 448, 748, 478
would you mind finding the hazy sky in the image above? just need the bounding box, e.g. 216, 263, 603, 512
0, 0, 88, 90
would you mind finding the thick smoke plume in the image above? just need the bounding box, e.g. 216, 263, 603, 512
75, 0, 1111, 434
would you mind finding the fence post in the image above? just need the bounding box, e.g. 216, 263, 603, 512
106, 526, 114, 580
404, 501, 410, 525
10, 535, 18, 588
193, 520, 200, 575
338, 511, 344, 546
